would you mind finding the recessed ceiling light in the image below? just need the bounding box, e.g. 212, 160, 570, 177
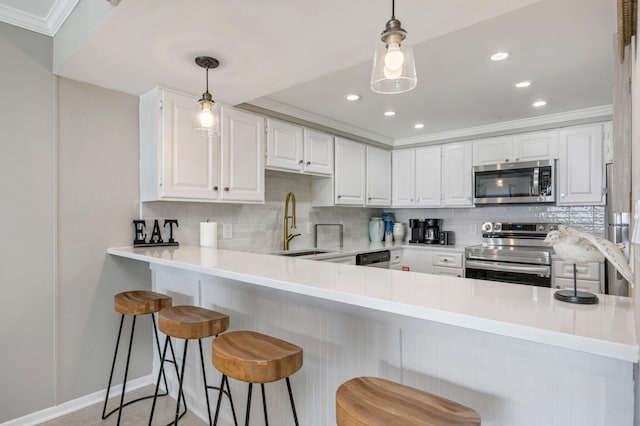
490, 52, 509, 61
532, 100, 547, 107
414, 123, 425, 129
345, 94, 360, 101
384, 111, 396, 117
515, 81, 532, 88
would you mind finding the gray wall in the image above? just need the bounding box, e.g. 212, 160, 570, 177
0, 21, 147, 421
0, 22, 55, 422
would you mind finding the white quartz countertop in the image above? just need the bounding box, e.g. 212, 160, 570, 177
107, 245, 638, 362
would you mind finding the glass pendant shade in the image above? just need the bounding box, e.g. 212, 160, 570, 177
371, 38, 417, 94
192, 99, 219, 137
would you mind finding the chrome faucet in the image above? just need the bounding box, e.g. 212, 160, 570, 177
283, 191, 300, 250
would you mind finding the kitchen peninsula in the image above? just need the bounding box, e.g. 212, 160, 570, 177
108, 245, 637, 426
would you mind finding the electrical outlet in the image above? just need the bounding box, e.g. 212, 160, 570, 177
307, 222, 313, 234
469, 224, 478, 234
223, 223, 232, 239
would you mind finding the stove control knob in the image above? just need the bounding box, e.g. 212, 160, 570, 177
494, 223, 502, 231
481, 222, 493, 233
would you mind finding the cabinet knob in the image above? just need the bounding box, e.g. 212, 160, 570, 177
337, 195, 342, 199
224, 187, 230, 192
410, 198, 414, 202
368, 197, 372, 200
298, 160, 303, 165
443, 258, 448, 262
213, 186, 218, 191
306, 161, 311, 166
515, 158, 519, 162
505, 158, 510, 162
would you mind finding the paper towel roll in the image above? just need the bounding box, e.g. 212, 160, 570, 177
200, 222, 218, 248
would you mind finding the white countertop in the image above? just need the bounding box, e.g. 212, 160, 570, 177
107, 245, 638, 362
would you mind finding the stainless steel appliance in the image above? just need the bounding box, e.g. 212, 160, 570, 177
465, 222, 558, 287
439, 231, 454, 245
424, 219, 440, 244
409, 219, 425, 243
473, 160, 555, 205
356, 250, 390, 268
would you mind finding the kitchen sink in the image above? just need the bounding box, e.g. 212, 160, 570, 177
274, 249, 334, 257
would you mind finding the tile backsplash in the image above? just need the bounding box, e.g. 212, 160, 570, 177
389, 205, 606, 247
141, 172, 604, 251
140, 172, 382, 252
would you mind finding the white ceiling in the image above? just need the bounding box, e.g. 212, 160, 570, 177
0, 0, 78, 35
1, 0, 616, 144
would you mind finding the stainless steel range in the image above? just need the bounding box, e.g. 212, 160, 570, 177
465, 222, 558, 287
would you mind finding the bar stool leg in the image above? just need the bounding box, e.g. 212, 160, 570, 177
286, 377, 299, 426
244, 383, 253, 426
116, 315, 137, 425
102, 314, 126, 420
173, 340, 190, 425
198, 339, 213, 426
149, 336, 186, 426
213, 375, 238, 426
260, 384, 269, 425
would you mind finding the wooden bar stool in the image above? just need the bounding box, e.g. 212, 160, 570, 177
102, 290, 174, 426
211, 330, 303, 426
336, 377, 481, 426
149, 305, 236, 426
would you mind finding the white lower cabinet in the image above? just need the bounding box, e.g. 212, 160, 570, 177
398, 248, 464, 276
552, 260, 603, 293
432, 251, 464, 277
323, 255, 356, 265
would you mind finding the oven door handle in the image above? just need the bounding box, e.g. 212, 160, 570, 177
465, 260, 550, 277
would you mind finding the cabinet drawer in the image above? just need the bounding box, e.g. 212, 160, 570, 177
554, 277, 601, 294
433, 266, 464, 278
432, 252, 463, 268
553, 261, 600, 280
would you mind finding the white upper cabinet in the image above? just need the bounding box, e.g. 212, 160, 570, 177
511, 131, 558, 162
472, 136, 512, 165
140, 88, 219, 201
219, 106, 265, 202
442, 142, 473, 206
303, 129, 333, 175
334, 137, 366, 205
472, 131, 558, 165
415, 146, 442, 207
557, 124, 605, 205
366, 145, 391, 206
391, 149, 415, 207
266, 119, 303, 171
266, 119, 333, 176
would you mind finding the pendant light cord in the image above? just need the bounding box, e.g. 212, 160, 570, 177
391, 0, 395, 19
205, 67, 209, 93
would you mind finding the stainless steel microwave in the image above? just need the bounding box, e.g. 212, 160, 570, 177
473, 159, 555, 205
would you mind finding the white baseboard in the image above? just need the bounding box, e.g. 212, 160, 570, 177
1, 375, 153, 426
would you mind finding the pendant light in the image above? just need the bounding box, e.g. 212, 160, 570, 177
193, 56, 220, 137
370, 0, 417, 94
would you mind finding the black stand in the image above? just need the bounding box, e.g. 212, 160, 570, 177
554, 264, 599, 304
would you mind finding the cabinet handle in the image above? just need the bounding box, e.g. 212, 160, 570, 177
306, 161, 311, 166
443, 258, 448, 262
505, 158, 510, 162
298, 160, 303, 165
213, 186, 218, 191
515, 158, 519, 161
224, 187, 230, 192
368, 197, 372, 200
337, 195, 342, 199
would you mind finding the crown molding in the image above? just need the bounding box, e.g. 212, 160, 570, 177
249, 97, 394, 146
0, 0, 81, 36
393, 105, 613, 147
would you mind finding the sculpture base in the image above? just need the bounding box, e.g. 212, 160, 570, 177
554, 289, 599, 304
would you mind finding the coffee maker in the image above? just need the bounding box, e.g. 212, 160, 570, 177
409, 219, 425, 243
424, 219, 440, 244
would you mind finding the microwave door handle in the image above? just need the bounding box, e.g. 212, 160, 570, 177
531, 167, 540, 196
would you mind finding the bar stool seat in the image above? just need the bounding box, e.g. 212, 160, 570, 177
211, 330, 303, 425
336, 377, 481, 426
103, 291, 172, 425
150, 305, 234, 426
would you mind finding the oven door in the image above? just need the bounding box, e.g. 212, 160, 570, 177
465, 260, 551, 287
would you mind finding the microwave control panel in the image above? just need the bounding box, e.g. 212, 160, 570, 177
539, 168, 553, 196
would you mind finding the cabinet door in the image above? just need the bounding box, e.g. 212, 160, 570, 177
554, 277, 601, 294
391, 149, 415, 207
472, 136, 513, 165
415, 145, 442, 207
557, 124, 604, 205
442, 142, 473, 206
220, 106, 265, 202
334, 137, 365, 205
266, 119, 303, 172
432, 266, 464, 278
512, 130, 558, 162
303, 129, 333, 175
366, 146, 391, 206
161, 90, 218, 199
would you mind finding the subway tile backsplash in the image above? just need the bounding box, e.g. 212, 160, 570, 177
141, 172, 604, 251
